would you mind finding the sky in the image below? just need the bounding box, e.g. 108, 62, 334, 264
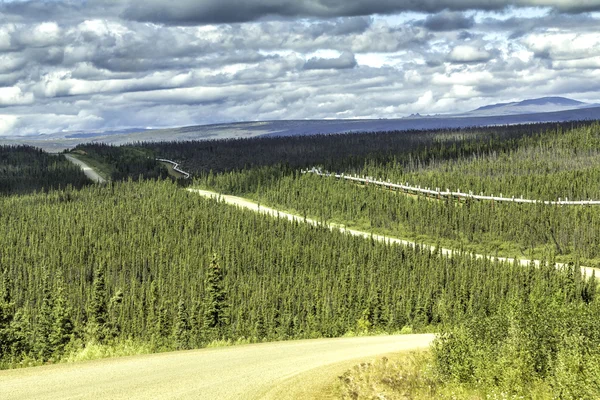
0, 1, 600, 136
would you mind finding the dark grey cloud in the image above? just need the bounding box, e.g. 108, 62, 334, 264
423, 11, 475, 31
303, 52, 357, 70
120, 0, 600, 25
458, 30, 475, 40
308, 17, 372, 38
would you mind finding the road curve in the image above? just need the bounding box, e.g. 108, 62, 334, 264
64, 154, 106, 184
0, 334, 434, 400
188, 189, 600, 278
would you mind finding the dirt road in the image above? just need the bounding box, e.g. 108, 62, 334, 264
189, 189, 600, 278
64, 154, 106, 184
0, 334, 434, 400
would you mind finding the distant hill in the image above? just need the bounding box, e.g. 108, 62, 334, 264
467, 97, 591, 116
1, 98, 599, 151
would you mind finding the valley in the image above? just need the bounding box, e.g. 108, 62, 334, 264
1, 121, 600, 399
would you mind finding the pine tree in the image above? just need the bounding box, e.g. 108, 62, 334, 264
147, 280, 159, 341
155, 304, 171, 348
49, 278, 73, 357
253, 312, 266, 341
173, 299, 190, 350
9, 309, 31, 359
35, 270, 54, 361
203, 254, 228, 337
0, 272, 15, 360
88, 266, 109, 343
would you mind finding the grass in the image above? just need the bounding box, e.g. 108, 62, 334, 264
335, 352, 554, 400
335, 351, 438, 399
61, 339, 154, 364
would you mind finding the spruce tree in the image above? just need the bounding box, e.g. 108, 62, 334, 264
203, 254, 228, 337
35, 270, 54, 361
155, 304, 171, 348
88, 266, 109, 343
49, 279, 73, 357
9, 309, 31, 359
0, 272, 15, 360
173, 299, 190, 350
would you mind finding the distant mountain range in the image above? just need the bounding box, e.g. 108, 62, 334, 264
464, 97, 596, 117
1, 97, 598, 151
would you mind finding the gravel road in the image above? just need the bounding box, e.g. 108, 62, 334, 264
189, 189, 600, 278
0, 334, 434, 400
64, 154, 106, 183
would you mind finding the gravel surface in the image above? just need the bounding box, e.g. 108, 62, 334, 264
0, 334, 434, 400
64, 154, 106, 184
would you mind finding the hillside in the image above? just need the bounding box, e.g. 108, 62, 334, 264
2, 122, 600, 399
468, 96, 591, 116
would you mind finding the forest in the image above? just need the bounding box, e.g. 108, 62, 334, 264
69, 144, 170, 182
194, 123, 600, 266
135, 121, 595, 174
0, 145, 89, 195
1, 122, 600, 398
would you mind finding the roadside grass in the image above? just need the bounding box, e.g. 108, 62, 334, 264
334, 352, 553, 400
66, 152, 113, 181
62, 339, 154, 364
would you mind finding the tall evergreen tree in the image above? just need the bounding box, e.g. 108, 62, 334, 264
34, 270, 53, 361
88, 266, 109, 343
49, 278, 73, 356
173, 299, 190, 350
203, 255, 228, 337
9, 309, 31, 360
0, 272, 15, 360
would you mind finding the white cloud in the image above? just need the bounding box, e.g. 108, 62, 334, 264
432, 69, 495, 86
416, 90, 434, 109
448, 45, 493, 63
0, 115, 18, 135
17, 22, 62, 47
0, 25, 15, 51
0, 87, 34, 106
523, 32, 600, 60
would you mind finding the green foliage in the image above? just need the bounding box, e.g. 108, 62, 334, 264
197, 123, 600, 264
140, 121, 589, 174
49, 279, 74, 357
1, 179, 580, 368
88, 266, 110, 344
432, 295, 600, 398
71, 144, 170, 181
3, 122, 600, 382
203, 255, 229, 338
173, 299, 191, 350
0, 145, 89, 195
34, 270, 54, 361
0, 273, 15, 360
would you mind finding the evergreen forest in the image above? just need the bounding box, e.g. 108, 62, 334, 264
0, 146, 89, 196
195, 123, 600, 266
1, 122, 600, 397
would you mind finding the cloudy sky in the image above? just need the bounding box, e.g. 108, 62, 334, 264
1, 0, 600, 136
